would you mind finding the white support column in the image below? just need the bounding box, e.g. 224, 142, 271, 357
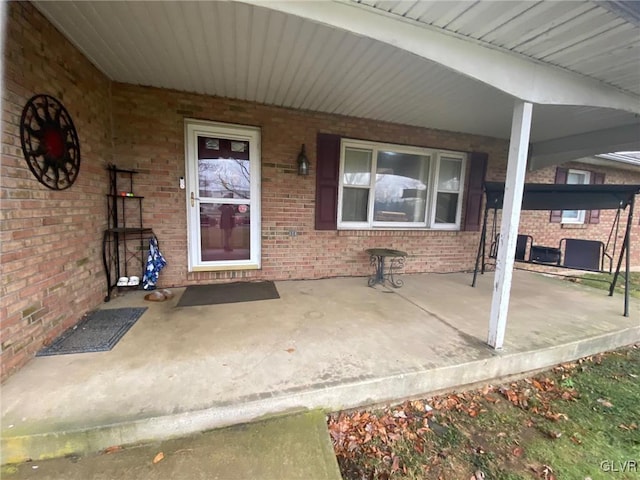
488, 101, 533, 349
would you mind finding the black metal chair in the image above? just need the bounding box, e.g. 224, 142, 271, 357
560, 238, 609, 272
489, 234, 533, 262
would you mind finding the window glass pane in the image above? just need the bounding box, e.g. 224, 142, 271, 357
343, 148, 372, 186
438, 158, 462, 191
435, 192, 458, 224
567, 172, 587, 185
342, 187, 369, 222
199, 203, 250, 262
198, 136, 251, 199
373, 150, 429, 223
564, 170, 588, 222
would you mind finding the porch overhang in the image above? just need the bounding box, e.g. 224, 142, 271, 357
245, 0, 639, 113
30, 0, 640, 158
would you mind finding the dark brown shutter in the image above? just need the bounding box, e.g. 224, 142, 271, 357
550, 167, 568, 223
463, 152, 488, 231
587, 172, 605, 224
315, 133, 341, 230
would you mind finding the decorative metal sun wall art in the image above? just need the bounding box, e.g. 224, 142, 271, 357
19, 94, 81, 190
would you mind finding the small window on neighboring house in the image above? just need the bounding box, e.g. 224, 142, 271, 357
562, 169, 591, 224
337, 139, 466, 229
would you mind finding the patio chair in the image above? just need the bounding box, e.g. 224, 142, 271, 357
489, 234, 533, 262
560, 238, 609, 272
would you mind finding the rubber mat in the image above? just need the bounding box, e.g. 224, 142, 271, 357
177, 281, 280, 307
36, 307, 147, 356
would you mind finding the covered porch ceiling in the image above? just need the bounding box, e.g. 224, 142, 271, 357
33, 0, 640, 166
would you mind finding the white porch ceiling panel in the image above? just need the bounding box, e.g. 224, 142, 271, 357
32, 1, 639, 145
355, 0, 640, 97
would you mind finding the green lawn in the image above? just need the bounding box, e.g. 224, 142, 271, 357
329, 346, 640, 479
573, 271, 640, 299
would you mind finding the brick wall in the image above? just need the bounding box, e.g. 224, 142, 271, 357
111, 83, 509, 286
112, 87, 640, 287
1, 2, 111, 380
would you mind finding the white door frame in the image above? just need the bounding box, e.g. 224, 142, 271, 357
184, 119, 261, 272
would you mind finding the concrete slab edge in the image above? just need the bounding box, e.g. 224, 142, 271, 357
3, 326, 638, 465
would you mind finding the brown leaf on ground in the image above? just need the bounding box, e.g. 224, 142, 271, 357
597, 398, 613, 408
103, 445, 122, 455
518, 392, 529, 409
152, 452, 164, 464
512, 446, 524, 457
285, 348, 295, 353
540, 464, 554, 479
547, 431, 562, 439
391, 454, 400, 472
561, 390, 579, 401
619, 423, 638, 431
499, 387, 519, 405
544, 411, 568, 422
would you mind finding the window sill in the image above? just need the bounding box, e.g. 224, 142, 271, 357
337, 225, 460, 231
336, 228, 461, 236
561, 223, 587, 229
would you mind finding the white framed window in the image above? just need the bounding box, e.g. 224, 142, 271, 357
562, 169, 591, 224
337, 139, 466, 230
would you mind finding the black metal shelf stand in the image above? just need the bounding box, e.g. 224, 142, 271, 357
102, 164, 155, 301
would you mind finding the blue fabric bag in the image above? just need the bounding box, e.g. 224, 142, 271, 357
143, 236, 167, 290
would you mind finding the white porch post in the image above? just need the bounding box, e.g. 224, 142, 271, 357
488, 100, 533, 349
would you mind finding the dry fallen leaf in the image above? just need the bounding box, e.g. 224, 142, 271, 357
103, 445, 122, 455
541, 465, 554, 480
597, 398, 613, 408
619, 423, 637, 431
391, 455, 400, 472
285, 348, 295, 353
512, 446, 524, 457
153, 452, 165, 464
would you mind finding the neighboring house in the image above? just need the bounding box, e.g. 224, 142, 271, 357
1, 1, 639, 380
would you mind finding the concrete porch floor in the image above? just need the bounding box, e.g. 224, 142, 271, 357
2, 270, 639, 464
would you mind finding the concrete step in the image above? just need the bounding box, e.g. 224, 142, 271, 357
1, 410, 342, 480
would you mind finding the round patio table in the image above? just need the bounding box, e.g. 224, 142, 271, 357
365, 248, 407, 288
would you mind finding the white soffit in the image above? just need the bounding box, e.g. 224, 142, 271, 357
259, 0, 639, 112
32, 1, 640, 143
352, 0, 640, 98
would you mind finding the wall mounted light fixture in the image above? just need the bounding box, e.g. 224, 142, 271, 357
297, 144, 309, 176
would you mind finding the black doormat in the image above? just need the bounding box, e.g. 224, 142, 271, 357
177, 281, 280, 307
36, 307, 147, 356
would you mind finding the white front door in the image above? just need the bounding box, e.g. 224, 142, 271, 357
185, 120, 261, 271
